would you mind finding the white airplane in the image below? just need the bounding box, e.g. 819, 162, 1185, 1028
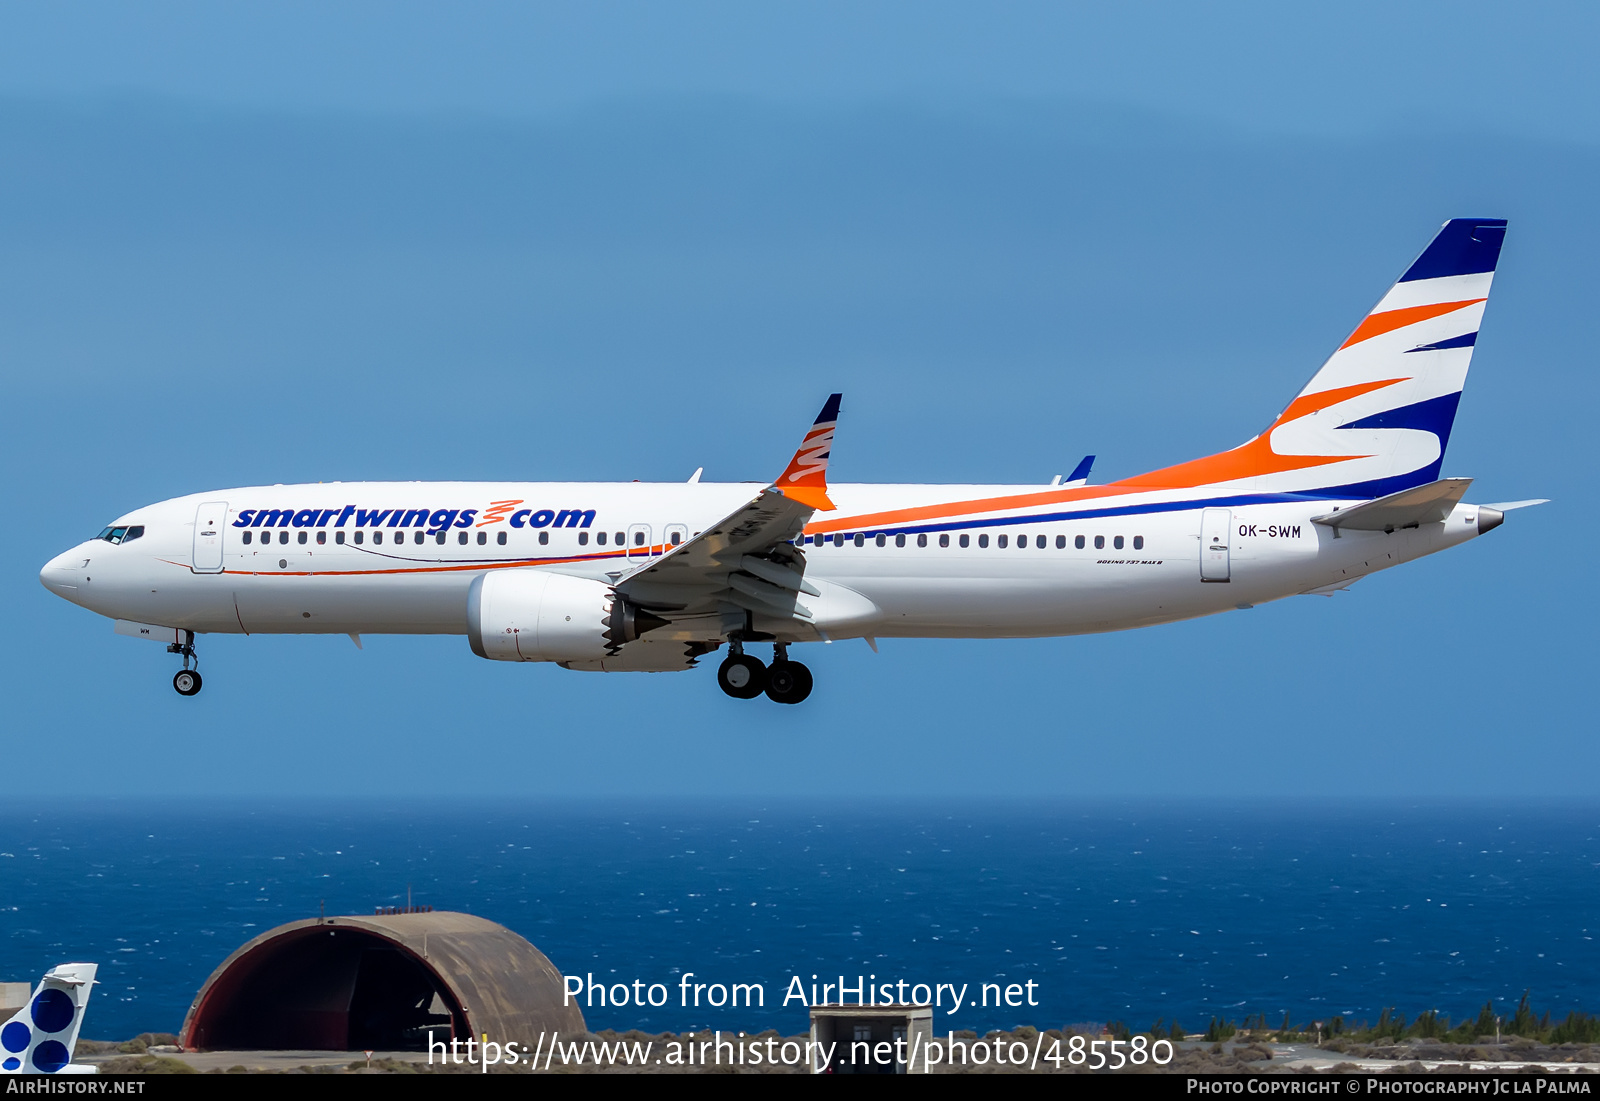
0, 964, 98, 1074
41, 219, 1541, 704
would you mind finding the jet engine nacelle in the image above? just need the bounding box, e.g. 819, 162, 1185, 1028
467, 569, 613, 663
466, 569, 671, 663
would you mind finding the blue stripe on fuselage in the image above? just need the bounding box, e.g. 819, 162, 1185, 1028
820, 492, 1339, 540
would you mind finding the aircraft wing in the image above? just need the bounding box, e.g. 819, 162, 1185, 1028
614, 395, 840, 624
1311, 477, 1473, 534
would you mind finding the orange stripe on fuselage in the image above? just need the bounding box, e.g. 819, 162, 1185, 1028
802, 378, 1409, 533
1339, 299, 1484, 350
1111, 377, 1405, 491
803, 481, 1150, 535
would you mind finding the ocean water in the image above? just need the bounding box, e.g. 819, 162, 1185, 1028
2, 800, 1597, 1040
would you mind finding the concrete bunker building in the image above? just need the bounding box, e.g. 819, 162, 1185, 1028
180, 910, 583, 1051
810, 1003, 933, 1074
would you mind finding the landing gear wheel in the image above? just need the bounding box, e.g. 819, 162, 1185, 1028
765, 661, 813, 704
173, 669, 203, 697
717, 655, 768, 699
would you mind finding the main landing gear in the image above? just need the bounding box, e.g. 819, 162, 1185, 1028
717, 641, 812, 705
168, 631, 202, 697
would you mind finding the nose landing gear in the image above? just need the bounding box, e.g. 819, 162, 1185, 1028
168, 632, 202, 696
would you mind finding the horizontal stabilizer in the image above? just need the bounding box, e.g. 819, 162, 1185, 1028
1482, 499, 1550, 511
1312, 477, 1472, 534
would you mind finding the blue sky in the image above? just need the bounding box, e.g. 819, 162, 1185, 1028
2, 3, 1593, 797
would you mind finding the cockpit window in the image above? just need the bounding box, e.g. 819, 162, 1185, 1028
96, 525, 144, 545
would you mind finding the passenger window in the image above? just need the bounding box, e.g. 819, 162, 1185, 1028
242, 531, 252, 545
895, 534, 906, 548
279, 531, 289, 545
597, 532, 607, 545
614, 532, 624, 545
458, 531, 467, 545
1114, 535, 1124, 550
1055, 535, 1065, 549
634, 531, 645, 546
997, 534, 1008, 548
373, 531, 383, 545
1036, 535, 1046, 548
939, 533, 949, 548
960, 534, 970, 548
854, 533, 864, 547
578, 532, 589, 546
916, 533, 927, 548
336, 531, 345, 545
876, 534, 886, 547
415, 532, 425, 545
1075, 535, 1085, 549
297, 531, 307, 544
834, 534, 845, 546
477, 531, 487, 545
317, 531, 326, 545
1134, 535, 1144, 549
539, 531, 549, 545
978, 534, 989, 548
355, 531, 364, 545
436, 532, 446, 545
1094, 535, 1105, 549
498, 531, 508, 545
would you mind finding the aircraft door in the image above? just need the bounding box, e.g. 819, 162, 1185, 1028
627, 524, 652, 558
192, 501, 229, 574
1200, 508, 1231, 582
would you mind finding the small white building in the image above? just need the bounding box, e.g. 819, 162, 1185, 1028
809, 1003, 934, 1074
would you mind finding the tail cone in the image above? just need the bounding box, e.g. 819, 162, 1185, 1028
1477, 507, 1504, 534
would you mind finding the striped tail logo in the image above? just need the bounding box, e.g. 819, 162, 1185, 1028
776, 394, 841, 511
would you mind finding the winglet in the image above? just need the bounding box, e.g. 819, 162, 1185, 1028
775, 394, 840, 511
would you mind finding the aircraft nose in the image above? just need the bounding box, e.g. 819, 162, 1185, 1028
39, 548, 87, 601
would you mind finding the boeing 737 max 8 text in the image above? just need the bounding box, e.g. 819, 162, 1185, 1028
40, 219, 1543, 703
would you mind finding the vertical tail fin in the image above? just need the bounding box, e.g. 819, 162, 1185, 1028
0, 963, 98, 1074
1119, 219, 1506, 497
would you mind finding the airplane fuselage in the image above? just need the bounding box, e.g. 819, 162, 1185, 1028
40, 479, 1488, 643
